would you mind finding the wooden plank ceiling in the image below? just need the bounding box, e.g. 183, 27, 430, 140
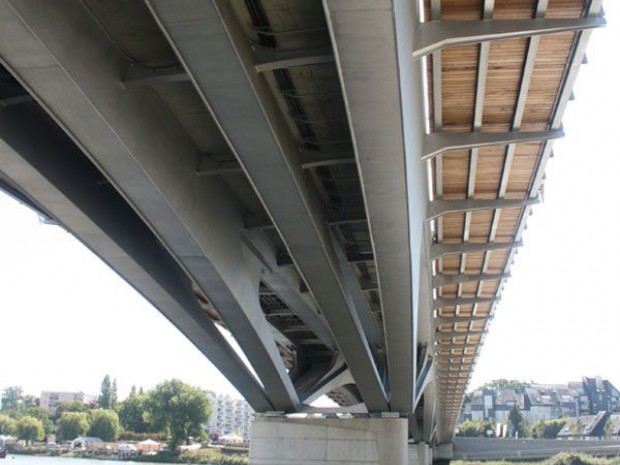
426, 0, 598, 434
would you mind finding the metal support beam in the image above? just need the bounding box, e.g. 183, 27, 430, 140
432, 272, 510, 287
0, 1, 300, 412
435, 330, 486, 340
146, 0, 388, 411
427, 197, 539, 220
421, 129, 563, 160
412, 17, 605, 59
196, 161, 242, 177
0, 102, 273, 412
433, 297, 499, 309
253, 46, 335, 73
300, 149, 355, 169
436, 314, 491, 324
431, 241, 522, 259
122, 64, 189, 88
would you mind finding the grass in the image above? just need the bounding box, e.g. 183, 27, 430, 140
453, 453, 620, 465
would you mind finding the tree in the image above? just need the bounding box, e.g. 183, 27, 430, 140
1, 386, 24, 413
0, 414, 16, 435
481, 379, 529, 394
57, 412, 89, 441
145, 379, 212, 448
25, 407, 54, 436
99, 375, 112, 409
532, 419, 567, 439
118, 391, 149, 433
111, 379, 118, 410
16, 416, 44, 444
508, 405, 525, 438
456, 420, 495, 438
54, 400, 91, 421
88, 409, 120, 442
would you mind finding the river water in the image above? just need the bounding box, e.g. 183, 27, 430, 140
2, 456, 159, 465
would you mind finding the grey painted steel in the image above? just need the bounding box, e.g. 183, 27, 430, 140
253, 46, 335, 73
145, 0, 388, 411
324, 0, 430, 414
426, 198, 539, 221
196, 161, 242, 177
432, 272, 510, 287
122, 65, 189, 88
435, 330, 486, 340
422, 130, 563, 160
0, 103, 273, 412
241, 231, 336, 350
412, 17, 605, 58
436, 315, 490, 324
433, 297, 499, 309
331, 232, 384, 349
0, 0, 299, 412
431, 241, 522, 260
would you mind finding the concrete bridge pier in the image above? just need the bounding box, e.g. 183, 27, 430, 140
249, 416, 410, 465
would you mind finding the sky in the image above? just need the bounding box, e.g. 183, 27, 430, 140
0, 4, 618, 403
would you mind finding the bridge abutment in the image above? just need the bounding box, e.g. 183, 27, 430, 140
249, 416, 409, 465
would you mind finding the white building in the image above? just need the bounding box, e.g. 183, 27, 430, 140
40, 391, 96, 415
206, 392, 253, 442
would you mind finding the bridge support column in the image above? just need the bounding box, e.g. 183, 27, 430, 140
249, 416, 408, 465
408, 443, 432, 465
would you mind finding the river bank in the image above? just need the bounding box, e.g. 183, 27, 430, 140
6, 445, 248, 464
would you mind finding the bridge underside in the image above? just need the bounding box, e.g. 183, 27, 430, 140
0, 0, 601, 452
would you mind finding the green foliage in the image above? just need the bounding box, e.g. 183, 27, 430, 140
25, 407, 54, 436
145, 379, 212, 449
178, 448, 249, 464
532, 418, 568, 439
88, 409, 120, 442
456, 420, 495, 437
481, 379, 529, 394
111, 379, 118, 410
16, 416, 44, 443
509, 405, 525, 437
118, 431, 167, 442
54, 400, 91, 421
1, 386, 24, 414
99, 375, 112, 409
0, 413, 17, 435
57, 412, 89, 441
118, 391, 149, 433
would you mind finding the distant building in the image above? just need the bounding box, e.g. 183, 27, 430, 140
40, 391, 96, 415
470, 389, 521, 423
523, 385, 579, 423
462, 376, 620, 425
557, 412, 609, 440
206, 392, 253, 442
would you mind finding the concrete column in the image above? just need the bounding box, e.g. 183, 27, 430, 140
408, 443, 433, 465
249, 416, 408, 465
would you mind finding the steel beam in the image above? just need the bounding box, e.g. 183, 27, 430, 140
412, 17, 605, 59
122, 64, 189, 88
436, 315, 491, 324
431, 241, 522, 259
241, 231, 336, 350
196, 161, 242, 177
433, 297, 499, 309
146, 0, 388, 411
0, 1, 299, 412
253, 46, 335, 73
432, 272, 510, 287
435, 330, 486, 340
0, 102, 273, 412
426, 197, 539, 220
422, 129, 562, 160
324, 0, 430, 414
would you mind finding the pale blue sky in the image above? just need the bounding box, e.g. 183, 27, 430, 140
0, 5, 617, 401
